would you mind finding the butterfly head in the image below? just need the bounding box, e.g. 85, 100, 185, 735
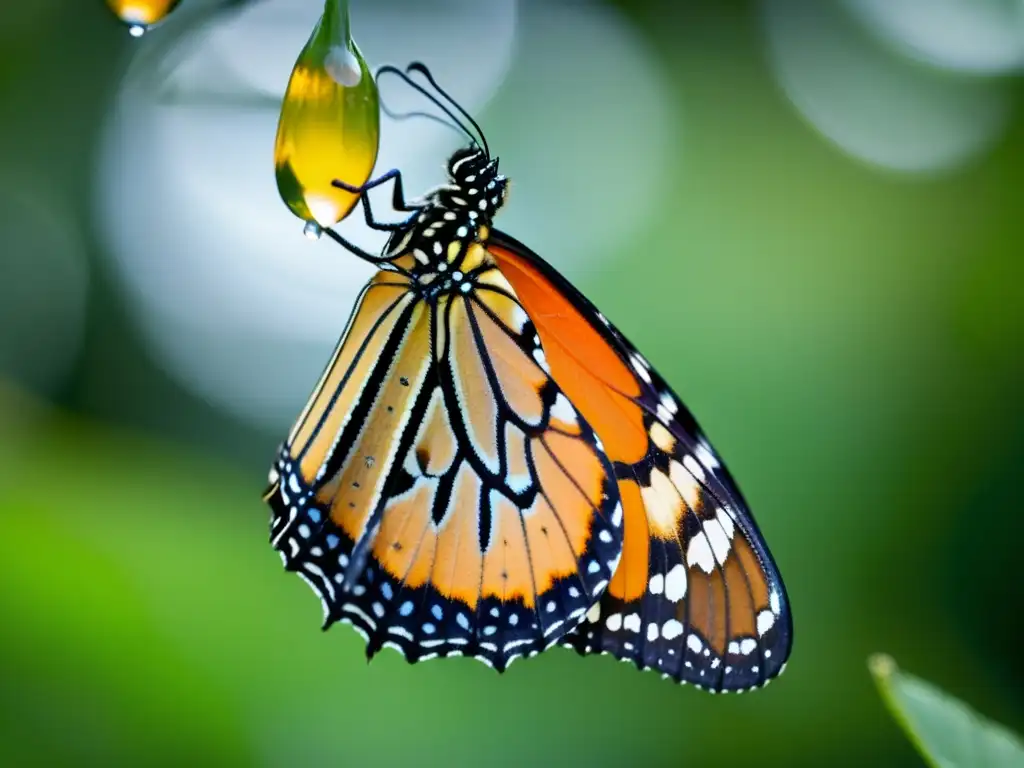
444, 146, 507, 220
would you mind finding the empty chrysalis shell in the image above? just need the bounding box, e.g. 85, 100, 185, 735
274, 3, 380, 229
106, 0, 182, 36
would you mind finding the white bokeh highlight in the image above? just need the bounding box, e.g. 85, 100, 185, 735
95, 0, 671, 432
841, 0, 1024, 75
484, 1, 673, 268
761, 0, 1014, 175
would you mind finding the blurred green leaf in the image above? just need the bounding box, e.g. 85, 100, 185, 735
869, 654, 1024, 768
0, 381, 803, 767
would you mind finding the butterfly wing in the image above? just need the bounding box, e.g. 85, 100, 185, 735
264, 261, 624, 671
488, 231, 792, 692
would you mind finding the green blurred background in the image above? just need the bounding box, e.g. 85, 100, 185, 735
1, 1, 1022, 766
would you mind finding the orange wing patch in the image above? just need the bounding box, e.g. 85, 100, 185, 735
492, 244, 648, 465
490, 235, 791, 692
266, 264, 624, 672
480, 491, 534, 605
372, 479, 437, 589
606, 479, 649, 603
410, 387, 457, 477
430, 462, 485, 606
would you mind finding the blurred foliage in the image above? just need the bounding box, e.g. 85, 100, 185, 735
870, 655, 1024, 768
1, 0, 1023, 766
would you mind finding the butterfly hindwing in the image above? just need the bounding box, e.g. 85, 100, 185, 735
489, 231, 792, 691
265, 261, 624, 671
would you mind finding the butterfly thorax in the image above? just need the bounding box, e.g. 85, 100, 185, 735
383, 147, 507, 298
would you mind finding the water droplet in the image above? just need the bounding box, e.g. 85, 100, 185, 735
106, 0, 181, 34
274, 2, 379, 228
303, 220, 322, 240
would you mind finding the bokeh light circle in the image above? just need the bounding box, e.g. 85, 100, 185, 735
842, 0, 1024, 75
762, 0, 1013, 175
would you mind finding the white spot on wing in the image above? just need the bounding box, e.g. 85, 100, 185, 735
682, 454, 706, 484
757, 610, 775, 637
662, 619, 683, 640
532, 347, 550, 373
716, 508, 735, 540
695, 439, 719, 469
664, 563, 688, 602
344, 604, 377, 631
659, 392, 678, 416
549, 393, 577, 426
649, 422, 675, 452
642, 470, 682, 534
511, 304, 529, 332
704, 516, 732, 565
669, 459, 701, 510
687, 534, 715, 574
611, 502, 623, 528
648, 573, 664, 595
623, 613, 641, 633
630, 354, 652, 383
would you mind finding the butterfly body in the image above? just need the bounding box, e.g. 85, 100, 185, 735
382, 148, 507, 292
266, 71, 791, 691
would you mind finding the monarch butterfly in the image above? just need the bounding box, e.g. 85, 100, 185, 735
264, 62, 792, 692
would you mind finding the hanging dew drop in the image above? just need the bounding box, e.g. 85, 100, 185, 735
106, 0, 182, 34
273, 0, 380, 229
303, 221, 323, 240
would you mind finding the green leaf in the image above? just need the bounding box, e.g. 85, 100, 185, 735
868, 654, 1024, 768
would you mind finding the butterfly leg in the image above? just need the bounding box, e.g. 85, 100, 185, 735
322, 227, 415, 279
332, 169, 420, 232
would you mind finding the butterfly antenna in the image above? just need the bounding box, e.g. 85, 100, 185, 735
376, 64, 481, 151
378, 103, 470, 144
405, 62, 490, 158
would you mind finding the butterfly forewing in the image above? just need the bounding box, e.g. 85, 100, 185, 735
265, 262, 624, 671
489, 232, 792, 692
